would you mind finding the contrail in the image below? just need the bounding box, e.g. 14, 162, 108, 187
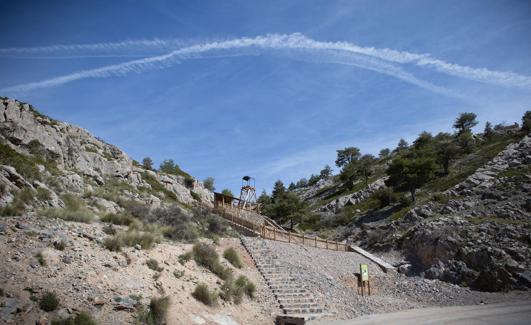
1, 33, 530, 94
0, 39, 185, 56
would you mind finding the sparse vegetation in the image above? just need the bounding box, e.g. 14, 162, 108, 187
54, 240, 67, 251
103, 236, 122, 251
146, 259, 164, 272
41, 194, 95, 223
101, 212, 135, 225
141, 172, 177, 201
39, 291, 59, 311
135, 296, 170, 325
192, 283, 218, 306
0, 188, 33, 216
192, 243, 232, 279
51, 311, 97, 325
104, 229, 160, 251
190, 190, 201, 201
173, 270, 184, 278
35, 251, 46, 266
178, 252, 192, 265
223, 247, 243, 268
0, 143, 42, 181
220, 275, 255, 304
36, 187, 52, 201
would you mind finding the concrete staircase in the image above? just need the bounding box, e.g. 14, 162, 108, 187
242, 236, 326, 320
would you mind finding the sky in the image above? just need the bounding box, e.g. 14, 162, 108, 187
0, 0, 530, 194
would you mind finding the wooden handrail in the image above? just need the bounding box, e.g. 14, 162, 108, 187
215, 205, 348, 252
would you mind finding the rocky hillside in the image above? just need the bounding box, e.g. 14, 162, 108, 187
280, 114, 530, 292
0, 97, 213, 217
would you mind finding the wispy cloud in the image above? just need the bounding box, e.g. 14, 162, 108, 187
2, 33, 531, 94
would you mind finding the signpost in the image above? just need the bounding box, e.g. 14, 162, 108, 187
359, 263, 371, 296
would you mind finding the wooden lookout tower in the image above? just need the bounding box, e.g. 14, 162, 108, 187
238, 175, 257, 211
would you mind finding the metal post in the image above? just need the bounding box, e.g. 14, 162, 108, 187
302, 234, 305, 245
315, 236, 317, 247
326, 239, 328, 249
288, 232, 291, 243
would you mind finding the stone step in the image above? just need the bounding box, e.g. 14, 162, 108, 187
266, 279, 298, 285
278, 297, 316, 305
274, 292, 308, 300
283, 307, 324, 314
280, 302, 322, 309
281, 313, 326, 321
269, 285, 304, 291
272, 288, 308, 294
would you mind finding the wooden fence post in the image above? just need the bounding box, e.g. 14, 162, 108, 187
326, 239, 328, 249
273, 228, 276, 241
302, 234, 305, 245
288, 232, 291, 243
315, 236, 317, 248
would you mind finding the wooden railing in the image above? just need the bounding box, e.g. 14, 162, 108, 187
215, 205, 349, 252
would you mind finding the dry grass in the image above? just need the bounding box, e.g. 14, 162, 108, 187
192, 283, 218, 306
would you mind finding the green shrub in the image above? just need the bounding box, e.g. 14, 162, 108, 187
236, 275, 256, 298
121, 200, 150, 219
178, 252, 192, 265
190, 190, 201, 202
146, 259, 164, 272
36, 188, 52, 201
432, 193, 449, 204
51, 311, 97, 325
220, 276, 243, 304
42, 207, 95, 223
142, 173, 177, 201
39, 291, 59, 311
184, 177, 195, 189
103, 229, 160, 252
207, 217, 224, 235
0, 143, 41, 181
102, 224, 116, 235
120, 230, 159, 249
173, 270, 184, 278
148, 206, 199, 242
103, 237, 122, 252
35, 251, 46, 266
41, 194, 95, 223
192, 243, 233, 279
0, 188, 33, 216
192, 243, 219, 271
372, 188, 397, 208
220, 275, 255, 304
212, 263, 232, 280
53, 240, 67, 251
223, 248, 243, 269
0, 201, 26, 216
149, 296, 170, 324
192, 283, 218, 306
101, 212, 135, 225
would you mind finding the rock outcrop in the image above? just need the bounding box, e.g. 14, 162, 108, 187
320, 178, 387, 213
354, 136, 531, 291
0, 97, 213, 215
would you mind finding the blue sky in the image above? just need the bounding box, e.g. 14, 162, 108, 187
1, 0, 530, 193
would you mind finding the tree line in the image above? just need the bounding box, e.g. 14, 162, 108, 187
258, 110, 530, 229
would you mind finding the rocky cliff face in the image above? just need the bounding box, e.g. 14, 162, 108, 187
353, 137, 531, 291
0, 97, 213, 215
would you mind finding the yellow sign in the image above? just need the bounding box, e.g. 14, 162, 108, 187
360, 263, 369, 282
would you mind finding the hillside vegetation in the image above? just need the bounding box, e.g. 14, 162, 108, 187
259, 111, 531, 291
